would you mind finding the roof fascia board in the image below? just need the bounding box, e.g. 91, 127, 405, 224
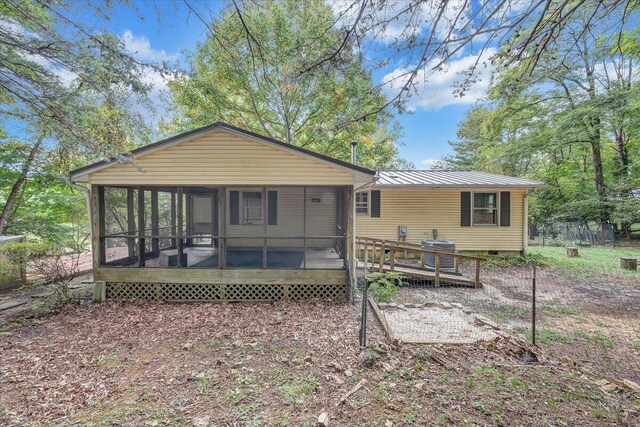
374, 183, 545, 189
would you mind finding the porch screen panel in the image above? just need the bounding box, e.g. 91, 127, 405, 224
102, 187, 138, 266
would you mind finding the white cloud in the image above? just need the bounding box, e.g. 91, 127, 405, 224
420, 158, 440, 169
120, 30, 180, 63
382, 47, 496, 111
329, 0, 471, 44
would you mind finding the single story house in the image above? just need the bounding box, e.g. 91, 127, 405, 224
70, 122, 543, 302
355, 170, 544, 255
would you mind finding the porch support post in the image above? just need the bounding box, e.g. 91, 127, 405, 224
348, 186, 355, 302
177, 187, 184, 267
523, 192, 529, 253
170, 191, 176, 249
185, 191, 192, 247
137, 187, 145, 267
92, 185, 105, 268
218, 187, 226, 268
151, 190, 159, 256
263, 187, 267, 269
303, 187, 307, 269
127, 188, 135, 260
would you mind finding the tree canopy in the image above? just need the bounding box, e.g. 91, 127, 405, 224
447, 7, 640, 233
169, 0, 408, 169
0, 0, 158, 237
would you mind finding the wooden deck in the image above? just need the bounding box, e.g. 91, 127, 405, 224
358, 261, 480, 288
356, 237, 485, 288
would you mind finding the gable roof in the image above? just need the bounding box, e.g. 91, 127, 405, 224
375, 170, 545, 188
70, 122, 375, 181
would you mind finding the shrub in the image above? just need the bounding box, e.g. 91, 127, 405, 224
366, 272, 406, 302
0, 240, 82, 305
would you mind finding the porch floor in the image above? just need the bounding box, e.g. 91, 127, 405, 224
140, 247, 343, 269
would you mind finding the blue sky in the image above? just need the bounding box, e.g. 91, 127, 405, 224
103, 1, 490, 169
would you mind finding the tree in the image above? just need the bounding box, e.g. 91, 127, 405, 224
0, 0, 157, 236
185, 0, 636, 125
170, 0, 409, 169
447, 7, 640, 229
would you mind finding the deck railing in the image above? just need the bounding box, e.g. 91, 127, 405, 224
355, 236, 485, 288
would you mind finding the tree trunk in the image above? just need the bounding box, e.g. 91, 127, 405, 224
0, 135, 44, 234
588, 118, 608, 224
614, 129, 629, 175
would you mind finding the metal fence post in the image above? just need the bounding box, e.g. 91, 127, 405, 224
532, 265, 537, 346
359, 281, 369, 348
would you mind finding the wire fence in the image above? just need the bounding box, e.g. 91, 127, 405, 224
529, 222, 616, 247
357, 241, 640, 386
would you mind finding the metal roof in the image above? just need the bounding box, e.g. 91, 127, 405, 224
375, 170, 545, 188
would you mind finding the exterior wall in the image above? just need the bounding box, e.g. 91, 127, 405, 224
224, 187, 338, 248
356, 187, 527, 252
88, 129, 355, 186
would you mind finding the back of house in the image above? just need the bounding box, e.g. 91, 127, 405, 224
356, 170, 544, 255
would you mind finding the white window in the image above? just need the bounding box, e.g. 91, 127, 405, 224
242, 191, 263, 224
356, 192, 369, 215
473, 192, 498, 225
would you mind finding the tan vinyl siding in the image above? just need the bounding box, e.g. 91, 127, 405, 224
89, 129, 355, 185
356, 188, 526, 252
226, 187, 337, 248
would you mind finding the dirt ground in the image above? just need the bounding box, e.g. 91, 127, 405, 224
1, 300, 638, 426
390, 264, 640, 385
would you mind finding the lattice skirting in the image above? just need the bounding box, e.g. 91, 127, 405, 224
105, 282, 346, 301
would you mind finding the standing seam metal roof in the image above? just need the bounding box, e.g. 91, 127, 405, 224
376, 170, 545, 187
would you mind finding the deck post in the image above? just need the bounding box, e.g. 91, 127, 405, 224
363, 241, 368, 277
474, 259, 481, 288
371, 241, 376, 270
389, 248, 395, 271
379, 240, 385, 273
434, 253, 440, 287
454, 256, 459, 273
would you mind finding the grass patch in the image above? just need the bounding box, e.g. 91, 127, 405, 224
574, 329, 615, 350
632, 342, 640, 350
543, 305, 580, 317
528, 246, 640, 279
536, 328, 573, 345
279, 376, 318, 406
485, 252, 551, 267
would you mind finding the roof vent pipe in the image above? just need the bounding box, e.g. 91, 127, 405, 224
351, 141, 357, 165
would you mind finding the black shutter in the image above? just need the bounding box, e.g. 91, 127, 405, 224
268, 191, 278, 225
461, 192, 471, 226
370, 190, 381, 218
229, 190, 239, 225
500, 191, 511, 227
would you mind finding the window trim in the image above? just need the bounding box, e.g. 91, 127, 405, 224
355, 191, 369, 216
471, 191, 499, 226
241, 190, 264, 225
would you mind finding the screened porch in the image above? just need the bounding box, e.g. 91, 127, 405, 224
96, 185, 349, 270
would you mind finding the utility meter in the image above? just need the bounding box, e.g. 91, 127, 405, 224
398, 225, 408, 238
